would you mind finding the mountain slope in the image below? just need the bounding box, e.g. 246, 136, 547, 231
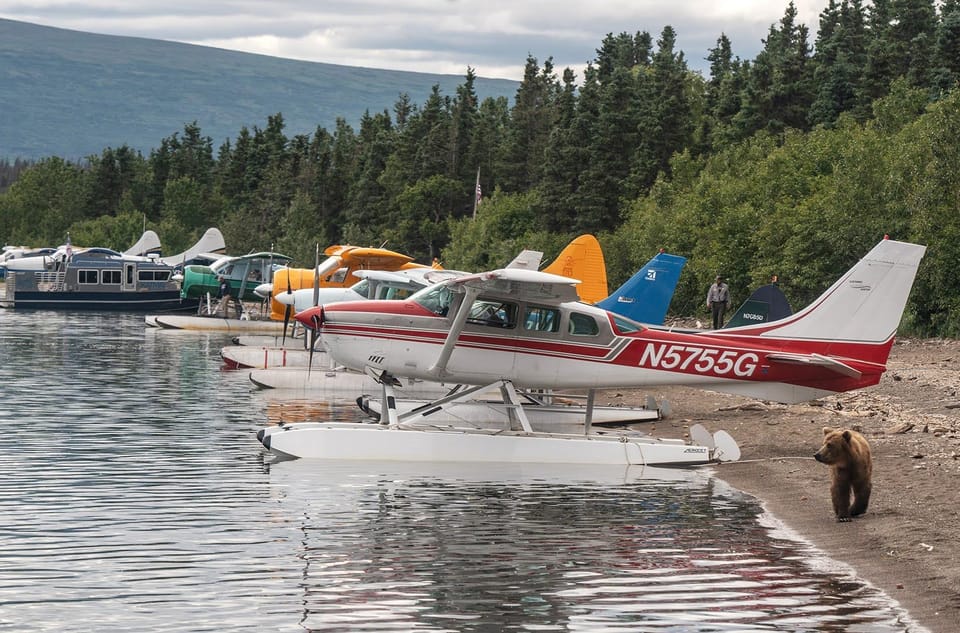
0, 19, 518, 160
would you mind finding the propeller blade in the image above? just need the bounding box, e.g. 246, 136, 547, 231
307, 312, 322, 376
282, 272, 293, 345
312, 243, 320, 307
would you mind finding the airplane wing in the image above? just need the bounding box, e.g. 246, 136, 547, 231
440, 267, 581, 300
427, 267, 581, 378
765, 352, 862, 379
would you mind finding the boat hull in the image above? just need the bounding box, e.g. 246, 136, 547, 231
257, 422, 711, 466
1, 289, 198, 312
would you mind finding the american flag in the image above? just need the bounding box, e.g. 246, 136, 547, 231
475, 180, 482, 207
65, 233, 72, 260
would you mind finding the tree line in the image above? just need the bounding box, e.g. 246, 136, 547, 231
1, 0, 958, 334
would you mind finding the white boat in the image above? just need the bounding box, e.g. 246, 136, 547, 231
257, 421, 736, 467
150, 314, 287, 333
221, 345, 312, 369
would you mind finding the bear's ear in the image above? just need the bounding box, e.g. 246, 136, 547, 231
842, 430, 852, 443
822, 427, 836, 436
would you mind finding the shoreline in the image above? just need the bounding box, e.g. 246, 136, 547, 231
714, 457, 951, 632
610, 337, 960, 633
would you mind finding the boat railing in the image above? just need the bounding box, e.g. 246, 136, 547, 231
35, 271, 66, 291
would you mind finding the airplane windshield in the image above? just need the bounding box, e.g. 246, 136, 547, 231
410, 284, 454, 316
351, 279, 371, 298
611, 314, 644, 334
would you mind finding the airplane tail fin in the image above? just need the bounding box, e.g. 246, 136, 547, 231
723, 283, 793, 329
596, 252, 686, 325
123, 230, 162, 257
541, 235, 608, 304
724, 238, 926, 363
161, 228, 226, 265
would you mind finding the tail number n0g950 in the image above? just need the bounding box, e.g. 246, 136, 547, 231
638, 344, 758, 377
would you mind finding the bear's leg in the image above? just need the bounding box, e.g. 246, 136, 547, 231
850, 480, 872, 517
833, 479, 852, 522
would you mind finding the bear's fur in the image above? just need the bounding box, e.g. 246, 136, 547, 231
814, 426, 873, 522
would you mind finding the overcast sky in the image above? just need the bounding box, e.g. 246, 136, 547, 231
0, 1, 831, 80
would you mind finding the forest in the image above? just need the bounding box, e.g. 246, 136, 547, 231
1, 0, 958, 335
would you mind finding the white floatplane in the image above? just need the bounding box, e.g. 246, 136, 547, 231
258, 237, 924, 466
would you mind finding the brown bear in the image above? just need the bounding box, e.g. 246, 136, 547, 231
814, 426, 873, 522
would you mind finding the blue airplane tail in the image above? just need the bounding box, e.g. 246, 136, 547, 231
596, 252, 686, 325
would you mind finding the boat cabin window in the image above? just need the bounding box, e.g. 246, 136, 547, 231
138, 270, 171, 282
611, 314, 643, 334
524, 305, 560, 332
468, 299, 517, 328
78, 270, 98, 284
102, 270, 121, 285
411, 284, 454, 316
568, 312, 600, 336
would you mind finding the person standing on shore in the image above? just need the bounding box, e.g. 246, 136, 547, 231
706, 275, 730, 329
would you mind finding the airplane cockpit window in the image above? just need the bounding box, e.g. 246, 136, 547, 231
382, 286, 414, 300
611, 314, 643, 334
524, 305, 560, 332
568, 312, 600, 336
352, 279, 371, 298
411, 284, 454, 316
327, 268, 349, 284
467, 299, 517, 328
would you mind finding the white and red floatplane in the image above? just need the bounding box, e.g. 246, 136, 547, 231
258, 237, 924, 467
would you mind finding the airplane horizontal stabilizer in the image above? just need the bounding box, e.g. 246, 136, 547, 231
766, 352, 862, 379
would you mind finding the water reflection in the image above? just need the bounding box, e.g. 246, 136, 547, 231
0, 311, 921, 632
268, 461, 915, 632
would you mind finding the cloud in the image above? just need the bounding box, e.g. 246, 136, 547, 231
0, 0, 831, 79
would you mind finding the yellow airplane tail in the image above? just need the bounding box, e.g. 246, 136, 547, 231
541, 235, 608, 303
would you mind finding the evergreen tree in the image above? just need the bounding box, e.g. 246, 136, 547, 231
736, 3, 814, 136
537, 67, 583, 232
890, 0, 938, 88
809, 0, 869, 126
933, 0, 960, 94
498, 56, 560, 191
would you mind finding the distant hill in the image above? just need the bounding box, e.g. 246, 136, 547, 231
0, 19, 518, 160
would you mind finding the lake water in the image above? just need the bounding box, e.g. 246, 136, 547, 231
0, 311, 925, 632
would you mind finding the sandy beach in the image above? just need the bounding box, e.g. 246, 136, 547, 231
609, 338, 959, 632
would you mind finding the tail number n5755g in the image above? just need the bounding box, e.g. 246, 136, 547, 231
638, 343, 759, 377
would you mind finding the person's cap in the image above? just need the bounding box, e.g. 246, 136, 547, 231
716, 275, 723, 280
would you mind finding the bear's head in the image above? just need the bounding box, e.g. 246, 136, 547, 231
814, 427, 854, 465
